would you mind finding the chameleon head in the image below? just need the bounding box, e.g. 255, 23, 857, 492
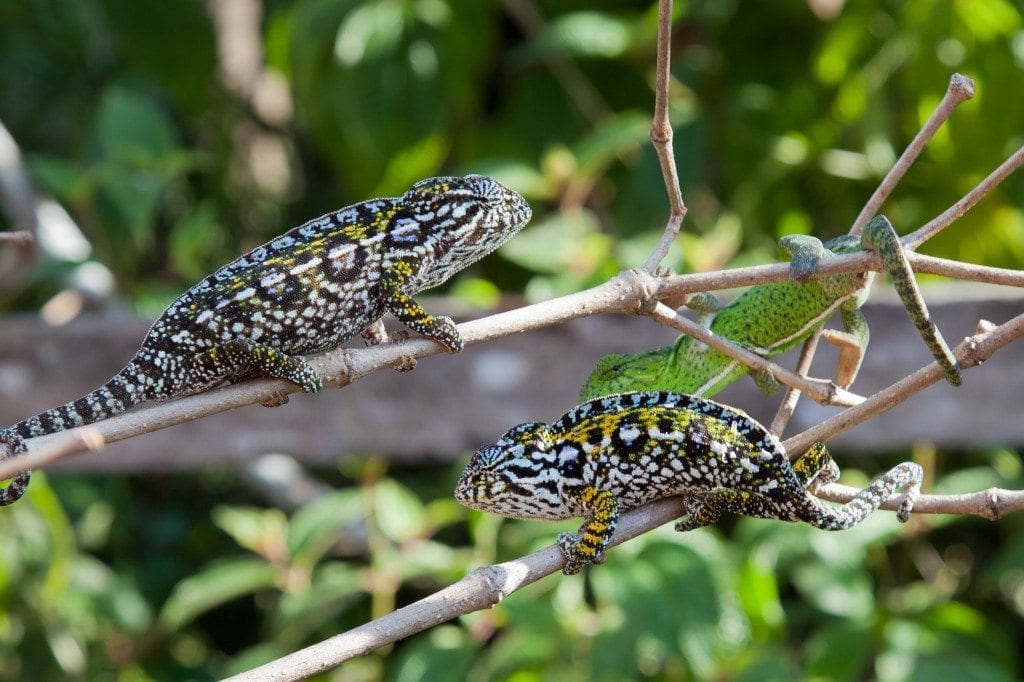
578, 345, 676, 401
396, 175, 532, 290
454, 422, 572, 521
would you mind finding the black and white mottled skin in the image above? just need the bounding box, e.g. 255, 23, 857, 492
455, 391, 922, 574
0, 174, 532, 504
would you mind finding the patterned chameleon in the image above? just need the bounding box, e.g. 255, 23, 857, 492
1, 175, 532, 504
579, 216, 961, 401
455, 391, 922, 575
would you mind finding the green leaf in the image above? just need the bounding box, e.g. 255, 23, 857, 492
373, 478, 427, 543
525, 11, 632, 60
212, 506, 289, 556
287, 490, 365, 565
94, 87, 178, 163
499, 209, 611, 275
160, 558, 277, 630
271, 562, 364, 642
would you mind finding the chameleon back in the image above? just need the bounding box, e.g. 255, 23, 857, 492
146, 175, 531, 361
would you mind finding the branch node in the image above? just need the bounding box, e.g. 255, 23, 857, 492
618, 268, 661, 314
986, 488, 1003, 521
949, 72, 976, 101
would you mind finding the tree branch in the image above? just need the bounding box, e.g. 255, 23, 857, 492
646, 301, 865, 407
849, 73, 975, 235
641, 0, 687, 273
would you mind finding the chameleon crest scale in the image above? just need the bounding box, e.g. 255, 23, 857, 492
1, 174, 531, 504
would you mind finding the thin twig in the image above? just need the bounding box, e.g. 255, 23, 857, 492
0, 230, 33, 246
641, 0, 687, 273
817, 483, 1024, 520
907, 253, 1024, 287
849, 73, 975, 235
783, 312, 1024, 456
905, 143, 1024, 249
769, 330, 822, 436
647, 302, 864, 407
0, 429, 104, 482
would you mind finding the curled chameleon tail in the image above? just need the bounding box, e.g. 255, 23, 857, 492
0, 361, 151, 505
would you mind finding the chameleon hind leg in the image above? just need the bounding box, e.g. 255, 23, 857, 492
184, 339, 323, 406
861, 216, 962, 386
675, 443, 921, 531
674, 489, 789, 532
791, 442, 841, 488
379, 260, 463, 353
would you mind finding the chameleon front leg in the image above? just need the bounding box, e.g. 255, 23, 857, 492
861, 216, 962, 386
184, 339, 323, 406
557, 486, 619, 575
779, 233, 870, 388
379, 260, 463, 353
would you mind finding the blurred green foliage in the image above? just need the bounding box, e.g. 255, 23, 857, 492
4, 453, 1024, 680
2, 0, 1024, 679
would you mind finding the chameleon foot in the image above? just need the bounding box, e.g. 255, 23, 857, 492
556, 531, 587, 575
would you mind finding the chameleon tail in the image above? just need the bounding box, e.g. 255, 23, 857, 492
862, 215, 962, 386
0, 361, 149, 505
0, 435, 29, 506
802, 448, 923, 530
5, 360, 150, 440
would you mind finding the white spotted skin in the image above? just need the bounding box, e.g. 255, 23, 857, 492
455, 391, 923, 572
1, 175, 532, 504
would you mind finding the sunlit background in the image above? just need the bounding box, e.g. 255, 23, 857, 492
1, 1, 1023, 678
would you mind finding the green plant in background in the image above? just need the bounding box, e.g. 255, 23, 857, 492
1, 0, 1023, 679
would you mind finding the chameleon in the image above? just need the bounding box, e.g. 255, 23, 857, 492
0, 174, 532, 505
579, 215, 962, 401
455, 391, 922, 575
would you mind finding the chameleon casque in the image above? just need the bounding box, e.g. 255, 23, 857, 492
1, 174, 532, 504
579, 216, 961, 401
455, 391, 922, 575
